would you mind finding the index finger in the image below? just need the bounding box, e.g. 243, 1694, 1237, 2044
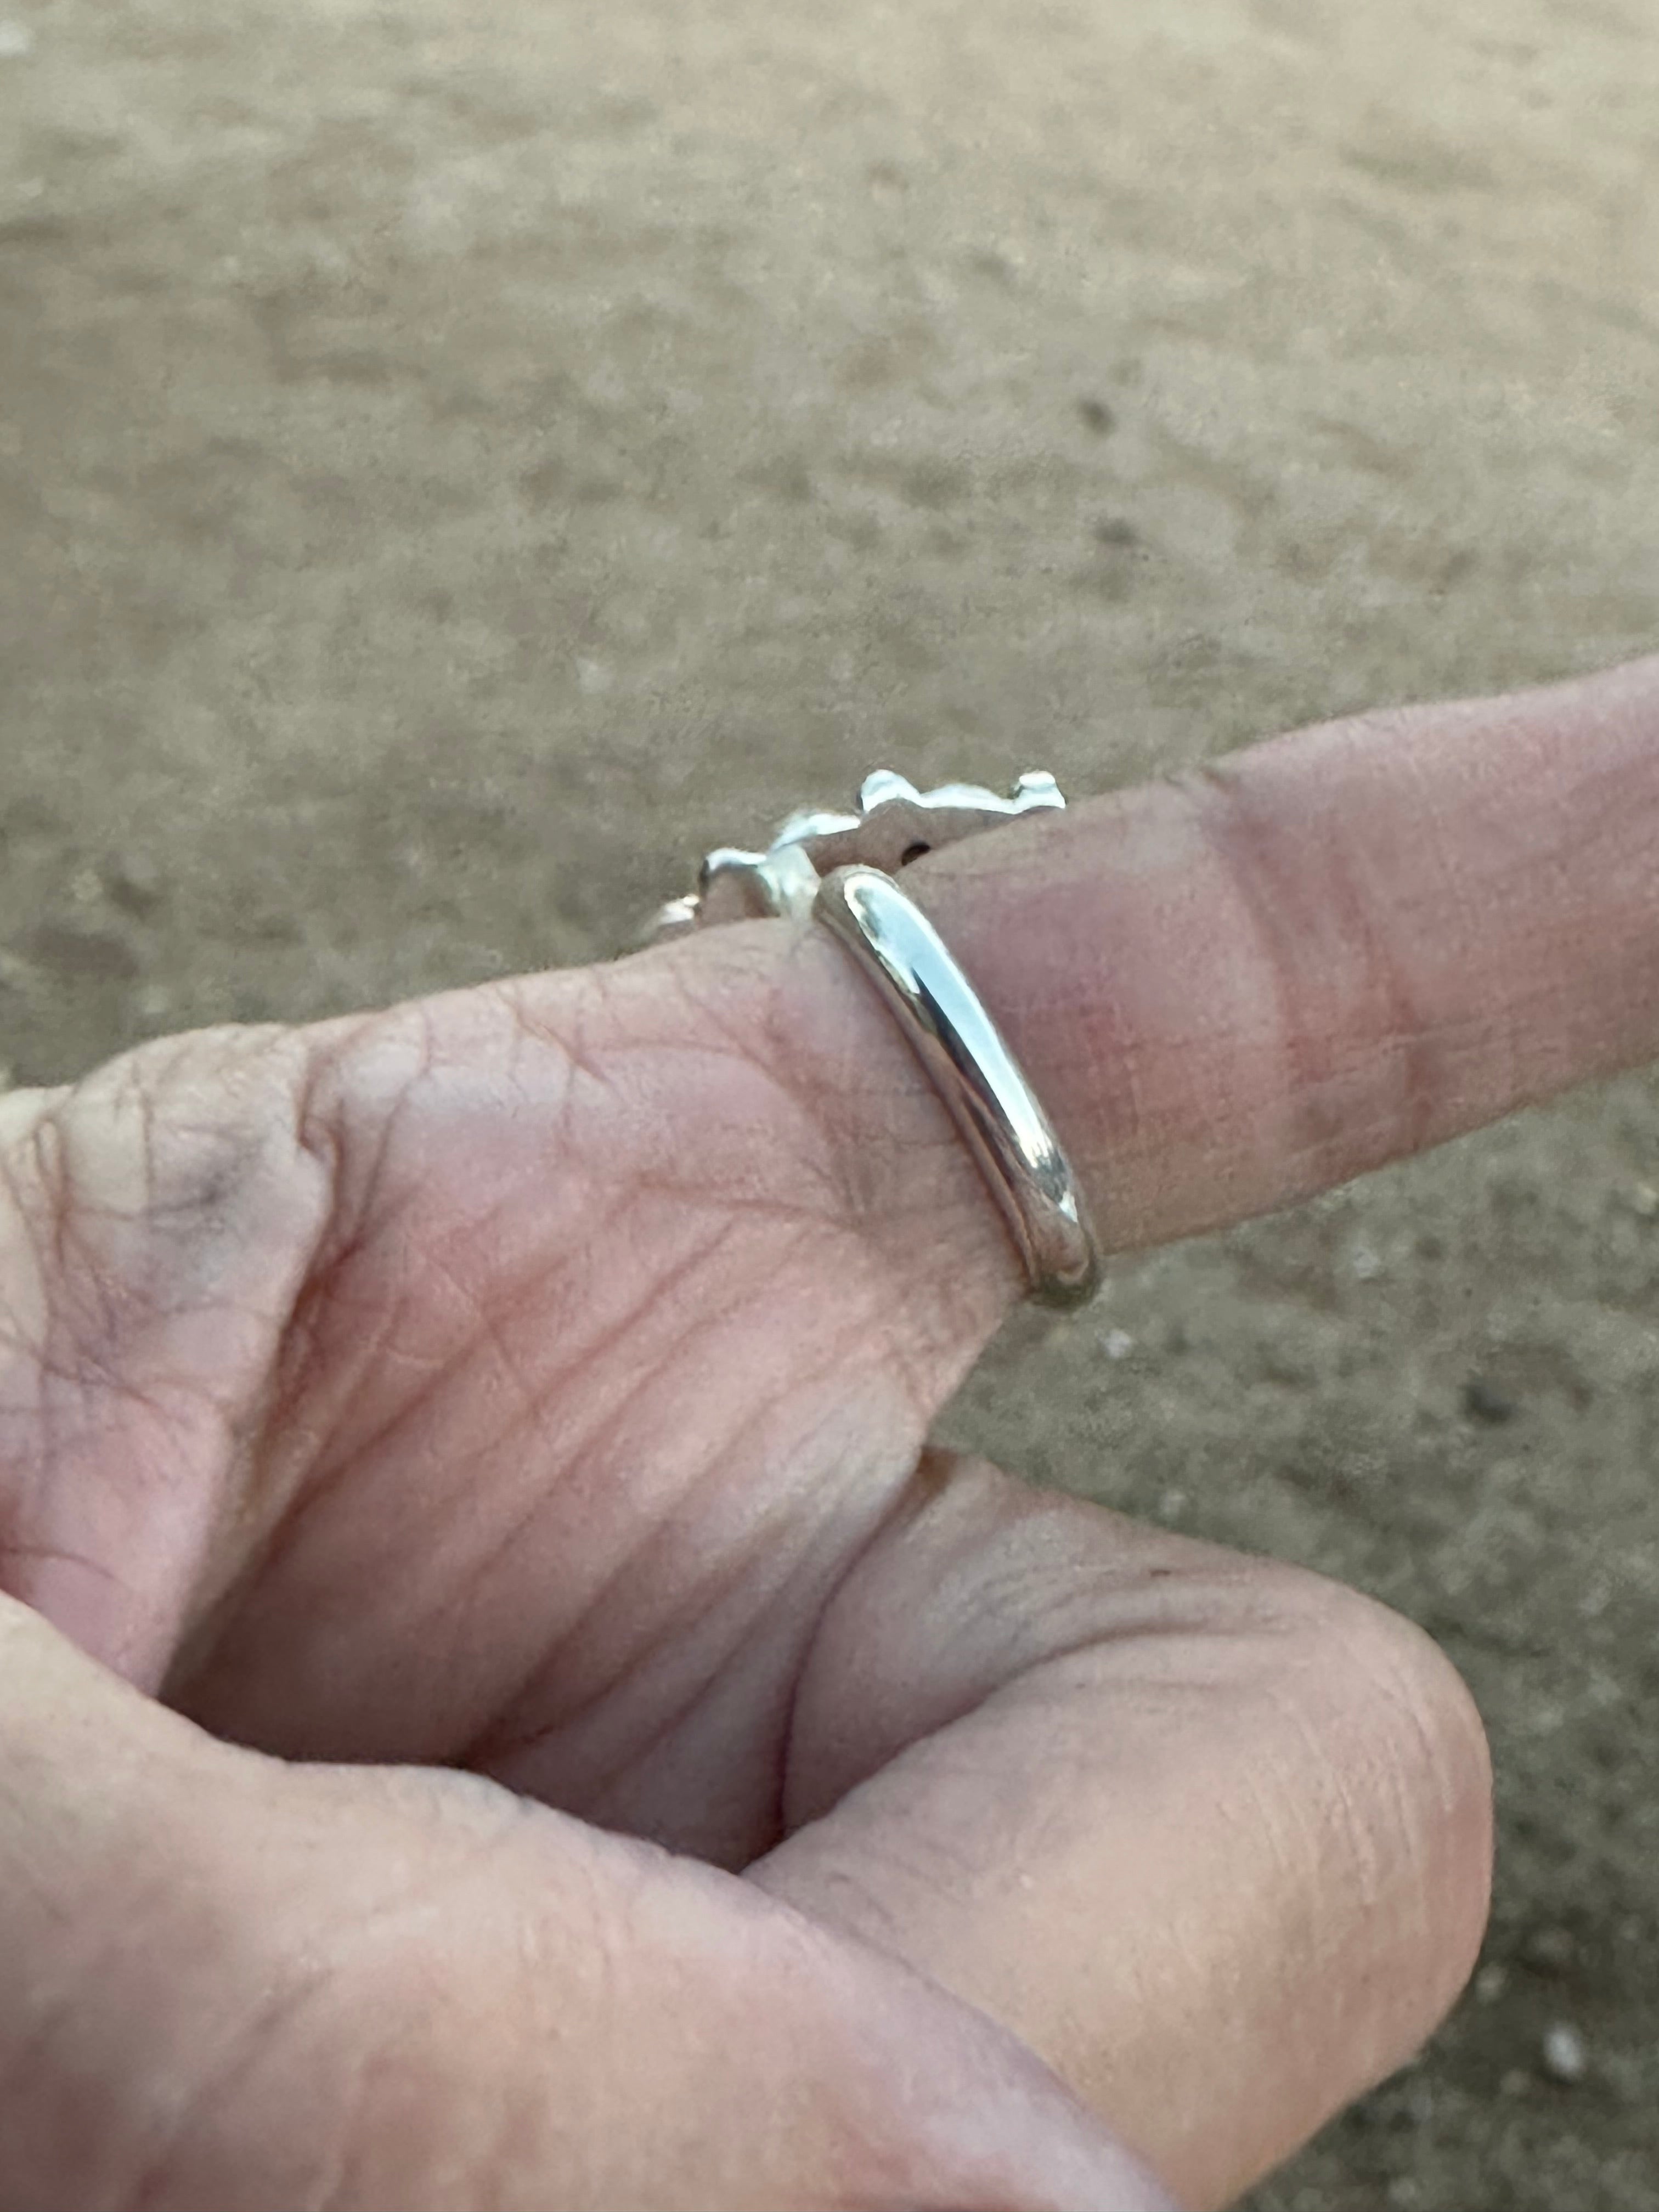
770, 654, 1659, 1302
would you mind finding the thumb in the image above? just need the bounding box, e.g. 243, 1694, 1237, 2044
0, 1595, 1177, 2211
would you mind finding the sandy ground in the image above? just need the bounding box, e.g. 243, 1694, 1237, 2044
2, 0, 1657, 2202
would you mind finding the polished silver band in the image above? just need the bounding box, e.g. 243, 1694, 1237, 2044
650, 769, 1103, 1309
814, 865, 1101, 1308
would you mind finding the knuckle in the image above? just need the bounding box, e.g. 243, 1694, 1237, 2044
0, 1023, 350, 1671
1292, 1570, 1490, 1809
0, 1023, 339, 1394
1261, 1564, 1494, 2008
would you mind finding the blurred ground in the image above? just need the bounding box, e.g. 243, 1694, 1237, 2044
2, 0, 1657, 2202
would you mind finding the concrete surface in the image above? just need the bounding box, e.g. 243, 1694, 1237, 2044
2, 0, 1656, 2202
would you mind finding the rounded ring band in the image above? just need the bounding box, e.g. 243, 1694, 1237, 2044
814, 864, 1102, 1310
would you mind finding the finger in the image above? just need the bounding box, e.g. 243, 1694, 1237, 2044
758, 654, 1659, 1324
749, 1452, 1493, 2211
0, 1593, 1177, 2212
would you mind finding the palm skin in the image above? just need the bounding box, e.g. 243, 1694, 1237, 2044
7, 921, 1013, 1841
2, 658, 1656, 2212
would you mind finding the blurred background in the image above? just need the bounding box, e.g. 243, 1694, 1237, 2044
1, 0, 1656, 2201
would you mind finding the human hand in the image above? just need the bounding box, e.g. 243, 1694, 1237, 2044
2, 659, 1655, 2211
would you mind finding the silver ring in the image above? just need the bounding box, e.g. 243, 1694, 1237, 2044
814, 865, 1101, 1308
650, 770, 1103, 1308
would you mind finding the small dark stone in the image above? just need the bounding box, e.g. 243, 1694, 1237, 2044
963, 248, 1016, 287
103, 851, 165, 915
1077, 396, 1116, 435
1092, 515, 1139, 547
1462, 1376, 1517, 1425
25, 921, 140, 981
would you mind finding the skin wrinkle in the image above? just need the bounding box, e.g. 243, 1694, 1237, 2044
318, 1041, 430, 1280
160, 1406, 323, 1662
1217, 1644, 1476, 2028
173, 1317, 454, 1707
281, 1022, 430, 1318
24, 1116, 76, 1331
492, 972, 594, 1091
475, 1413, 915, 1857
1185, 758, 1438, 1182
123, 1955, 349, 2212
648, 928, 798, 1073
383, 1385, 647, 1730
505, 1598, 770, 1847
0, 1139, 226, 1659
1389, 736, 1486, 1020
389, 1177, 836, 1760
29, 1025, 328, 1348
1321, 1627, 1491, 2018
473, 1312, 887, 1768
468, 1189, 718, 1454
789, 1489, 1302, 1809
78, 1062, 345, 1663
1245, 1731, 1441, 2091
0, 1538, 125, 1585
1259, 1674, 1393, 1915
577, 1424, 882, 1829
286, 1025, 368, 1277
322, 1403, 549, 1639
417, 1240, 566, 1447
0, 1181, 47, 1353
557, 970, 823, 1218
239, 1069, 514, 1516
442, 1215, 759, 1585
263, 1258, 423, 1499
772, 1470, 964, 1835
